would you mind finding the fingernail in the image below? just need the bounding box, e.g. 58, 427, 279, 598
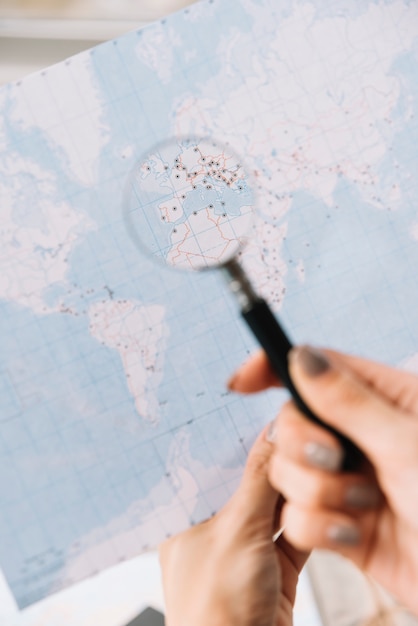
345, 484, 381, 509
289, 346, 330, 377
327, 524, 361, 545
266, 420, 277, 443
304, 441, 343, 472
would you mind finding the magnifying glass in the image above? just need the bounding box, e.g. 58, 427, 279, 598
123, 136, 362, 471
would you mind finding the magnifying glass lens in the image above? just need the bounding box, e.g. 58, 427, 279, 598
124, 137, 255, 270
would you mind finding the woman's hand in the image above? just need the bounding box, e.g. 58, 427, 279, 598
159, 426, 308, 626
229, 346, 418, 616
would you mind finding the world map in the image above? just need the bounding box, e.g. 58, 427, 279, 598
0, 0, 418, 609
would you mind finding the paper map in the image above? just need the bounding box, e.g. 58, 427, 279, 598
1, 0, 418, 609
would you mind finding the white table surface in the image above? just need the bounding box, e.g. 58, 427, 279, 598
0, 552, 323, 626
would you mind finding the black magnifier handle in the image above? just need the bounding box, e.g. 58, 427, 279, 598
222, 259, 363, 471
242, 298, 363, 471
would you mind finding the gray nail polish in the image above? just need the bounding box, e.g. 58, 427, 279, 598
291, 346, 330, 377
345, 484, 380, 509
327, 524, 361, 545
304, 441, 343, 472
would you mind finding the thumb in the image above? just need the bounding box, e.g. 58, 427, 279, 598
288, 345, 412, 466
230, 424, 279, 522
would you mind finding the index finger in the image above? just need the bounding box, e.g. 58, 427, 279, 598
228, 350, 281, 393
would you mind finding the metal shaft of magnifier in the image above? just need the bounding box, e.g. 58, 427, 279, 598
221, 258, 363, 471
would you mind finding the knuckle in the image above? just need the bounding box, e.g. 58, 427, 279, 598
328, 370, 370, 410
277, 406, 301, 438
276, 405, 306, 455
277, 402, 331, 459
304, 471, 347, 509
297, 472, 321, 503
268, 451, 283, 490
246, 449, 270, 478
281, 503, 317, 550
290, 471, 325, 506
270, 454, 339, 509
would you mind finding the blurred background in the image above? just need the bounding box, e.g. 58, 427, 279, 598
0, 0, 196, 84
